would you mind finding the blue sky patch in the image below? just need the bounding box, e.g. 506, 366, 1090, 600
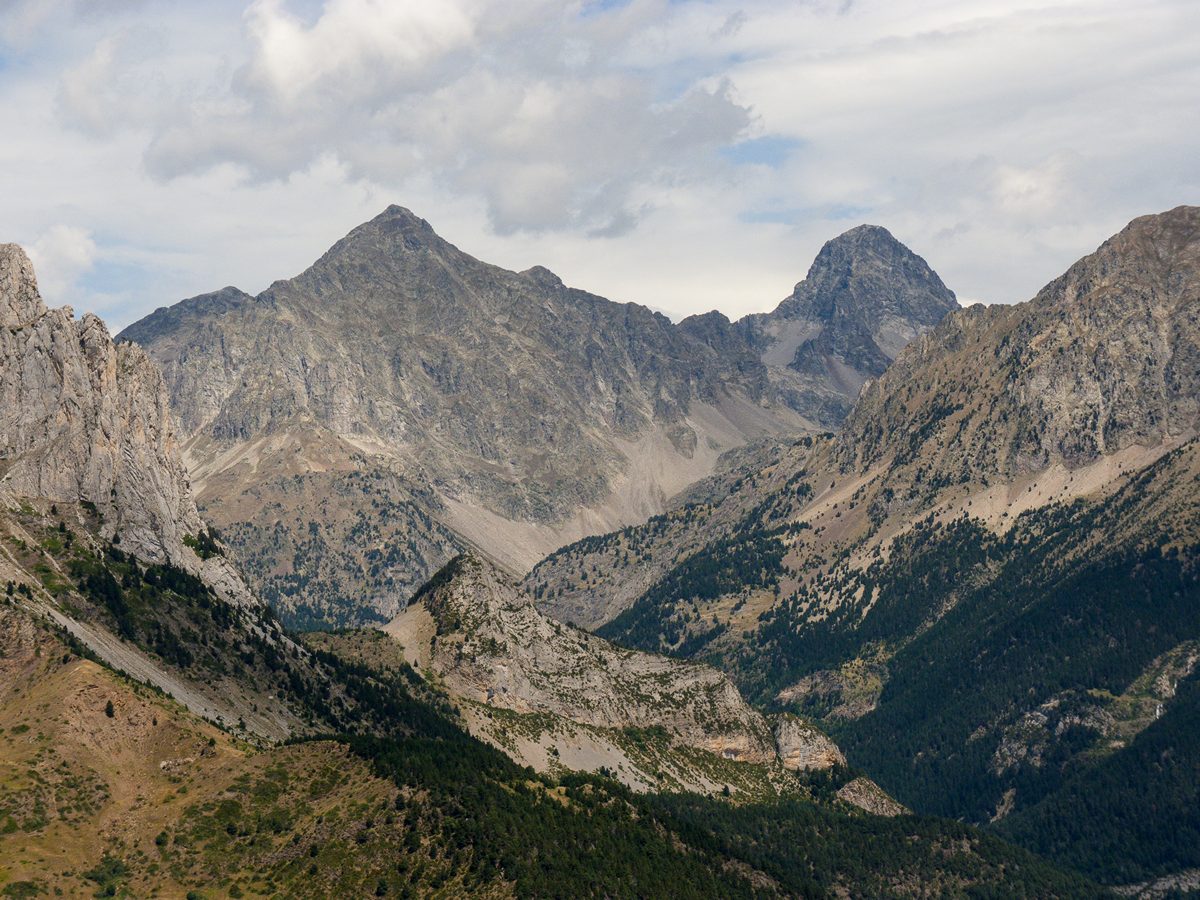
721, 135, 804, 168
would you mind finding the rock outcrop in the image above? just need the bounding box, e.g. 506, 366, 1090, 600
384, 554, 778, 763
385, 553, 845, 774
774, 713, 846, 771
836, 777, 909, 817
0, 244, 199, 562
0, 243, 252, 605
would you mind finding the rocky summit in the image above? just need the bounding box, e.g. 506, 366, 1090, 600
838, 204, 1200, 487
736, 223, 959, 426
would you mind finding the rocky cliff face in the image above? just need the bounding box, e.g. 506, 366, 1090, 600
0, 242, 298, 739
735, 224, 959, 426
117, 209, 960, 629
121, 206, 809, 626
384, 553, 844, 778
0, 243, 203, 568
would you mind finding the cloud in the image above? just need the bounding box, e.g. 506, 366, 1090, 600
3, 0, 1199, 332
128, 0, 754, 235
2, 0, 146, 47
26, 224, 98, 305
238, 0, 475, 106
56, 25, 167, 135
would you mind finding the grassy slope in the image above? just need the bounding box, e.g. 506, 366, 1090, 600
0, 599, 1110, 900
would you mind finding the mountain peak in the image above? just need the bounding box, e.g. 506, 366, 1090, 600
783, 222, 957, 327
738, 223, 959, 426
314, 204, 445, 266
0, 243, 49, 328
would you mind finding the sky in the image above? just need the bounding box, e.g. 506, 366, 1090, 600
1, 0, 1198, 334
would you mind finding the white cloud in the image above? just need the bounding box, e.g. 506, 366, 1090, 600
131, 0, 754, 236
240, 0, 475, 103
56, 25, 168, 135
26, 224, 98, 305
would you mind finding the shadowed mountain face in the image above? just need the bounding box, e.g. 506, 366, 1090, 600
120, 206, 811, 626
734, 224, 959, 426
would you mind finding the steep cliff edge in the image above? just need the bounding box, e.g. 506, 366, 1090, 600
0, 244, 202, 568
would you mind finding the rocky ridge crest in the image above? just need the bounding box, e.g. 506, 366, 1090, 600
384, 553, 845, 781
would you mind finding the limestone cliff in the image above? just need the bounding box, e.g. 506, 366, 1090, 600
0, 243, 251, 602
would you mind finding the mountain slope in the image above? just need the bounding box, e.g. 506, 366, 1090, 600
383, 553, 853, 798
732, 223, 959, 426
120, 205, 811, 627
0, 596, 1108, 900
0, 241, 326, 737
530, 207, 1200, 889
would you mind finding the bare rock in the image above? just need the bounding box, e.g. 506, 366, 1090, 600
0, 243, 253, 604
836, 776, 909, 817
774, 713, 846, 771
120, 206, 810, 625
385, 554, 842, 769
732, 224, 959, 427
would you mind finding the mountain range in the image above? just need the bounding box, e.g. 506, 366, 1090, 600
118, 207, 957, 628
5, 203, 1199, 897
2, 236, 1085, 899
533, 205, 1200, 889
